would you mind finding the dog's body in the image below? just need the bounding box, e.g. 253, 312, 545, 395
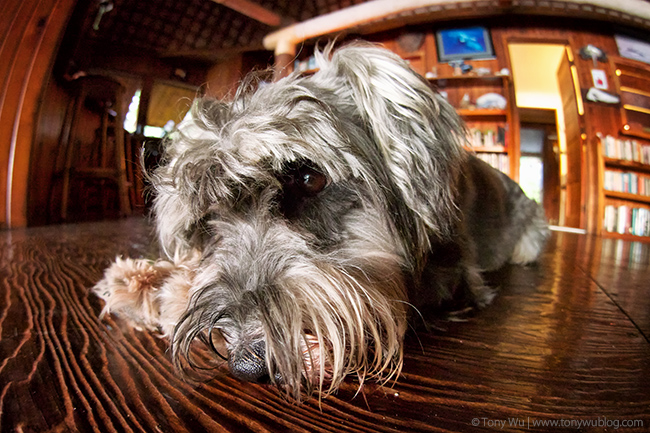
94, 43, 548, 400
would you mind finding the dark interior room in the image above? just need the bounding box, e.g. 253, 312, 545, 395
1, 0, 649, 431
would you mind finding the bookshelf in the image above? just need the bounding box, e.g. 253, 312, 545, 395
612, 56, 650, 140
428, 74, 515, 178
598, 135, 650, 240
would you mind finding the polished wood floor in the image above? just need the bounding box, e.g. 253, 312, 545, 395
1, 217, 649, 432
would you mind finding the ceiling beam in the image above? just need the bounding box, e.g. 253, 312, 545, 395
264, 0, 650, 56
211, 0, 283, 27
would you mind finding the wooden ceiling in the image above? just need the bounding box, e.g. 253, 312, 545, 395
72, 0, 650, 66
76, 0, 370, 63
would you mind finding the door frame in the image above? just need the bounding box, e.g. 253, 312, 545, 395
501, 34, 586, 230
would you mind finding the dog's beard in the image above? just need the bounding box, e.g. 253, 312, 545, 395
170, 208, 408, 400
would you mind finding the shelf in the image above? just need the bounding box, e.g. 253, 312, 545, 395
623, 104, 650, 115
613, 56, 650, 140
604, 157, 650, 174
604, 190, 650, 204
622, 125, 650, 140
428, 74, 508, 82
298, 68, 318, 75
464, 145, 507, 153
602, 231, 650, 242
457, 108, 507, 117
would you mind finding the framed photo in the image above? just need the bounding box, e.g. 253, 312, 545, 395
436, 26, 495, 62
615, 34, 650, 64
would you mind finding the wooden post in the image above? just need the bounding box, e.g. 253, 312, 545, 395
136, 77, 154, 135
273, 40, 296, 80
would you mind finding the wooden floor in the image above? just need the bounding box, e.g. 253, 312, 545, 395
1, 217, 649, 432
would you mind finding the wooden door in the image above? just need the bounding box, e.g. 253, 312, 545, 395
557, 50, 584, 229
542, 127, 561, 225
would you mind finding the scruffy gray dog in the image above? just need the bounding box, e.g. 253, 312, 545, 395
94, 43, 548, 401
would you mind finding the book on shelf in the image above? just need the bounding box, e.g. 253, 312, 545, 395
294, 55, 317, 72
476, 152, 509, 175
604, 204, 650, 237
600, 134, 650, 164
604, 170, 650, 196
465, 126, 506, 149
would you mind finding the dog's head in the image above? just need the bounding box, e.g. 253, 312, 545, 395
150, 43, 466, 399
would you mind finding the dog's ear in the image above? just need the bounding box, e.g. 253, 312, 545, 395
319, 44, 466, 254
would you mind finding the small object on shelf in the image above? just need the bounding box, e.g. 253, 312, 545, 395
496, 68, 510, 76
475, 67, 492, 76
449, 60, 472, 76
425, 66, 438, 79
450, 60, 463, 76
591, 69, 608, 90
579, 44, 608, 66
586, 87, 620, 104
459, 93, 473, 109
476, 92, 507, 109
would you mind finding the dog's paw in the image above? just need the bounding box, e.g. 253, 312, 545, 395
93, 257, 176, 331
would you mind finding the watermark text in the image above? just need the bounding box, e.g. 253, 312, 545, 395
471, 416, 644, 430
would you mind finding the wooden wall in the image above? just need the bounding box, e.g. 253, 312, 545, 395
0, 0, 77, 228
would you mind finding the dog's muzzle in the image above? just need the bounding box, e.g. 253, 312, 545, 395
228, 340, 271, 384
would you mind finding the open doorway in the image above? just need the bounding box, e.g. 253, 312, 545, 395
508, 42, 583, 230
519, 108, 561, 225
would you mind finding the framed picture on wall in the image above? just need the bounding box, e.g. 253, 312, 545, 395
436, 26, 495, 62
615, 34, 650, 64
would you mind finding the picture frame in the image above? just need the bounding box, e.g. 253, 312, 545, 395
615, 34, 650, 65
436, 26, 495, 62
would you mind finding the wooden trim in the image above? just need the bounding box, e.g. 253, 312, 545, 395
623, 104, 650, 116
464, 146, 507, 153
0, 0, 78, 228
604, 158, 650, 175
428, 74, 507, 82
601, 230, 650, 242
211, 0, 283, 27
457, 109, 507, 117
620, 86, 650, 99
604, 191, 650, 205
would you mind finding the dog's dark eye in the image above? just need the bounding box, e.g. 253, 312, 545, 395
298, 167, 327, 196
278, 161, 327, 197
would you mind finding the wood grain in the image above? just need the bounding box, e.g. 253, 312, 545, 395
1, 218, 649, 432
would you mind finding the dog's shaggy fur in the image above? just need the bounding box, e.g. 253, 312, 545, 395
94, 43, 548, 400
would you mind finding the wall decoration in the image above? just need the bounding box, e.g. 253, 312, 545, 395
591, 69, 608, 90
397, 32, 425, 53
579, 45, 607, 65
615, 34, 650, 64
436, 26, 495, 62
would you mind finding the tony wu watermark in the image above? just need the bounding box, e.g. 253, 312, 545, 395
471, 416, 645, 430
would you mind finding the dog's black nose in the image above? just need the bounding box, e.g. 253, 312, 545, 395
228, 341, 270, 383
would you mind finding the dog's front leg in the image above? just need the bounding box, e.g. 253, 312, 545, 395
93, 252, 199, 336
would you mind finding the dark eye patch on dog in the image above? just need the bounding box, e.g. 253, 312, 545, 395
276, 159, 328, 218
278, 160, 327, 197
